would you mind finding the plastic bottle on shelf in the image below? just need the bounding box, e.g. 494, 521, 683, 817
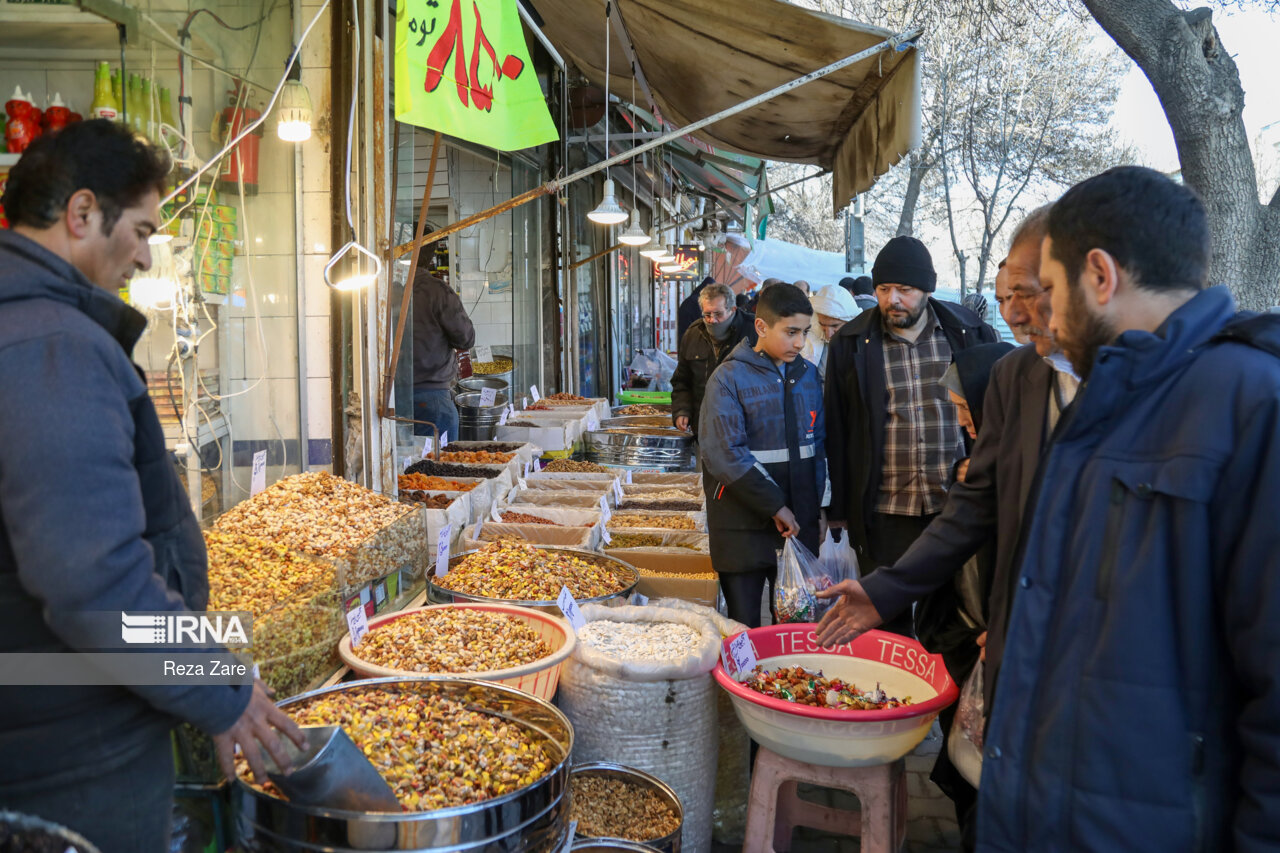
110, 68, 120, 110
91, 62, 119, 121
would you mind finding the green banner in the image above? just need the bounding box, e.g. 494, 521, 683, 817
395, 0, 559, 151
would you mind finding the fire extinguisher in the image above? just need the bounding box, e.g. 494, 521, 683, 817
215, 83, 262, 195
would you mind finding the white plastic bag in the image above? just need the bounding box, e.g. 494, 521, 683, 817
948, 664, 985, 787
774, 537, 830, 622
818, 528, 860, 583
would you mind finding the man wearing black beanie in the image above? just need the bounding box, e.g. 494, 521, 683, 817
824, 236, 996, 636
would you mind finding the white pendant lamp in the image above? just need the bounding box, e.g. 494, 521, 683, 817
618, 209, 650, 245
587, 178, 628, 225
639, 232, 666, 259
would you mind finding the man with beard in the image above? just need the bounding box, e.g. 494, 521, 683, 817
826, 236, 996, 635
978, 166, 1280, 851
816, 207, 1071, 846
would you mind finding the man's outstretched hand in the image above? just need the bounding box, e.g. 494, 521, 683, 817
213, 679, 307, 782
815, 579, 884, 646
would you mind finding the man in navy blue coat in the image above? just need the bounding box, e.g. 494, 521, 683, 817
978, 166, 1280, 851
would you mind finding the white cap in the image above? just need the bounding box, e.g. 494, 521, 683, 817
49, 92, 65, 108
809, 284, 859, 322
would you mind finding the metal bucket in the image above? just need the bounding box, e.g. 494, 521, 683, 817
584, 423, 695, 473
456, 377, 510, 397
233, 677, 574, 852
0, 811, 102, 853
428, 548, 639, 615
571, 763, 683, 853
456, 391, 511, 441
470, 346, 515, 386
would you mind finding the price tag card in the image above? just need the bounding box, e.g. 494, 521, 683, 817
586, 411, 600, 431
557, 586, 587, 631
346, 606, 369, 647
435, 524, 453, 577
374, 581, 387, 606
600, 525, 612, 546
524, 460, 532, 478
402, 456, 414, 472
517, 477, 528, 491
479, 387, 498, 407
250, 450, 267, 496
630, 592, 648, 606
723, 632, 758, 676
613, 479, 624, 502
490, 503, 504, 523
498, 405, 510, 426
530, 385, 542, 402
475, 344, 494, 363
440, 431, 449, 448
625, 469, 633, 484
252, 662, 261, 680
534, 457, 542, 472
599, 493, 612, 523
473, 519, 484, 541
423, 436, 433, 456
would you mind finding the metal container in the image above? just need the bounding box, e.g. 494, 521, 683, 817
570, 763, 683, 853
428, 548, 639, 615
456, 390, 511, 442
584, 422, 695, 473
572, 842, 663, 853
470, 345, 515, 386
0, 811, 102, 853
456, 376, 510, 397
233, 677, 574, 852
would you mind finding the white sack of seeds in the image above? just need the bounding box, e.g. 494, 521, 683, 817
558, 604, 720, 853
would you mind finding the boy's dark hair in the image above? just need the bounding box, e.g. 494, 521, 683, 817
756, 282, 812, 325
852, 275, 874, 296
1048, 166, 1210, 294
2, 119, 171, 234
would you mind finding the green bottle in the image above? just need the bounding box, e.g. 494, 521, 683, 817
90, 61, 119, 121
159, 86, 175, 133
110, 68, 120, 111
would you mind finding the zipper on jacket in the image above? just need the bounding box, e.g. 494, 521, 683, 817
1190, 733, 1206, 852
1095, 480, 1126, 599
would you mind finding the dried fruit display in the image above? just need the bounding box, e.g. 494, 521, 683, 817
577, 620, 701, 663
498, 511, 561, 526
213, 474, 426, 591
743, 665, 912, 710
401, 493, 457, 509
438, 450, 515, 464
405, 459, 505, 480
435, 542, 630, 601
399, 474, 479, 492
238, 686, 554, 811
350, 608, 550, 673
635, 568, 716, 579
545, 392, 590, 402
607, 514, 699, 531
614, 405, 669, 416
621, 488, 701, 501
542, 459, 609, 474
618, 499, 702, 512
571, 774, 681, 842
472, 355, 515, 375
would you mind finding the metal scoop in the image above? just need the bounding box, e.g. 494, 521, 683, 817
264, 725, 401, 813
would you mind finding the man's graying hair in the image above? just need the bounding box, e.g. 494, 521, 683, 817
698, 282, 735, 308
1009, 204, 1052, 253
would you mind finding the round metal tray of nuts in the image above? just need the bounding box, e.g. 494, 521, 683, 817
571, 762, 683, 853
428, 546, 639, 613
232, 677, 574, 851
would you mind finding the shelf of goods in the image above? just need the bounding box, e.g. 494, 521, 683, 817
233, 678, 575, 851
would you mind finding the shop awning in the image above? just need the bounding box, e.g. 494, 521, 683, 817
529, 0, 921, 213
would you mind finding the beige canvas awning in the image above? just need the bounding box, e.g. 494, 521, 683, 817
531, 0, 921, 213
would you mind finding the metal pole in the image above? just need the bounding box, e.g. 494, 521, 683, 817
392, 26, 921, 260
516, 1, 566, 70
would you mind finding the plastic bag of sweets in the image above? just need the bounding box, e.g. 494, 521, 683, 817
773, 536, 835, 622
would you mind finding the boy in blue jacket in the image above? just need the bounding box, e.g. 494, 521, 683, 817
699, 283, 826, 627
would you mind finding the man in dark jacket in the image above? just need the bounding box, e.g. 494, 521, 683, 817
699, 284, 825, 627
676, 275, 714, 342
981, 167, 1280, 851
825, 236, 996, 635
0, 121, 302, 852
412, 263, 475, 440
671, 282, 756, 433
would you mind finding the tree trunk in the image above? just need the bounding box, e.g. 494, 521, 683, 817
1083, 0, 1280, 310
896, 156, 928, 237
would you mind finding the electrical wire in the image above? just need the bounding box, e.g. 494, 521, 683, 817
180, 3, 280, 34
157, 0, 332, 207
341, 0, 360, 235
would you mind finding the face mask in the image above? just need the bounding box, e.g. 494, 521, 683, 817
708, 313, 735, 340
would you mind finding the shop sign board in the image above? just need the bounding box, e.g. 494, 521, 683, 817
395, 0, 559, 150
654, 244, 702, 281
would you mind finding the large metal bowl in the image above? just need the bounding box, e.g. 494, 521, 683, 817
584, 425, 695, 473
571, 763, 682, 853
233, 677, 574, 852
429, 548, 639, 613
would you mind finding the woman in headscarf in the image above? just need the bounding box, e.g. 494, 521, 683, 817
799, 284, 859, 380
917, 340, 1013, 851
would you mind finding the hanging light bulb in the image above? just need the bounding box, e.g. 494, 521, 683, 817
618, 210, 650, 246
276, 57, 313, 142
130, 239, 179, 310
324, 240, 382, 291
639, 229, 666, 259
659, 260, 682, 274
587, 178, 628, 225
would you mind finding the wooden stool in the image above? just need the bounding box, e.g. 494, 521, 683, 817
744, 746, 908, 853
